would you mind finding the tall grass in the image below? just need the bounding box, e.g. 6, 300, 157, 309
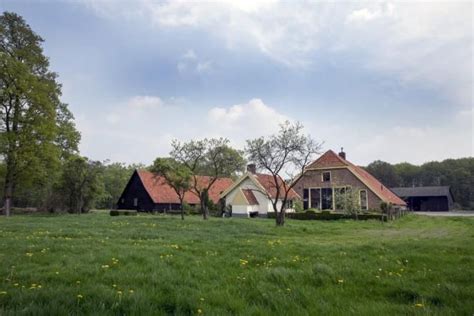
0, 213, 472, 315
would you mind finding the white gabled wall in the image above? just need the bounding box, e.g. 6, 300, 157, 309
224, 176, 295, 216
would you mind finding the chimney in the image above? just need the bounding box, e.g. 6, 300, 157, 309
338, 147, 346, 160
247, 163, 257, 174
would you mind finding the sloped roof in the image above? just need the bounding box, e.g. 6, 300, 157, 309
137, 170, 233, 204
242, 189, 259, 205
254, 173, 300, 199
391, 186, 453, 199
306, 150, 406, 206
220, 172, 300, 200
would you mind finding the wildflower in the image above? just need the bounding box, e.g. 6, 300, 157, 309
13, 283, 19, 287
239, 259, 249, 266
286, 288, 291, 292
77, 294, 83, 299
117, 290, 123, 295
0, 291, 7, 295
197, 309, 203, 314
25, 253, 33, 257
55, 271, 59, 275
101, 265, 110, 269
37, 285, 42, 288
200, 297, 205, 301
337, 279, 344, 284
129, 290, 134, 294
414, 303, 424, 308
375, 275, 380, 279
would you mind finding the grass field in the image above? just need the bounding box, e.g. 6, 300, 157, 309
0, 213, 473, 315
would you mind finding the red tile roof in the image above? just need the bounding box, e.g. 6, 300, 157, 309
306, 150, 406, 206
254, 173, 300, 200
137, 170, 233, 204
242, 189, 259, 205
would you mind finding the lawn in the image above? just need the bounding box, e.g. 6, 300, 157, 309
0, 213, 473, 315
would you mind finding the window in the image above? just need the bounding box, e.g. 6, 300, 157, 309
359, 190, 368, 211
334, 186, 352, 211
133, 198, 138, 207
321, 188, 333, 210
322, 171, 331, 182
120, 198, 124, 204
303, 189, 309, 210
310, 188, 321, 209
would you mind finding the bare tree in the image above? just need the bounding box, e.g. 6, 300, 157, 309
171, 138, 245, 220
246, 121, 322, 226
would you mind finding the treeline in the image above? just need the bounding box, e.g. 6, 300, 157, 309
0, 160, 141, 213
365, 158, 474, 209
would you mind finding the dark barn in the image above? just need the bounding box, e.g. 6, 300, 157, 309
391, 186, 454, 212
117, 170, 233, 212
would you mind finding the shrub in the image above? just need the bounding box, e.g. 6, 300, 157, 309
110, 210, 137, 216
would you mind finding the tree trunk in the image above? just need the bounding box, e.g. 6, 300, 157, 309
200, 190, 209, 220
180, 198, 185, 220
3, 158, 15, 217
276, 210, 285, 226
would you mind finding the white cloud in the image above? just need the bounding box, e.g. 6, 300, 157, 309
177, 49, 213, 74
127, 95, 163, 109
84, 1, 472, 107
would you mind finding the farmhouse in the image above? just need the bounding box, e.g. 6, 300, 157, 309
293, 149, 406, 211
220, 164, 300, 217
117, 170, 233, 212
391, 186, 454, 212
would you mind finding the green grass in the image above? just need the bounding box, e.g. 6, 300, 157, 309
0, 213, 473, 315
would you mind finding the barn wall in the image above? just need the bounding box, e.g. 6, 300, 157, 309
117, 171, 155, 211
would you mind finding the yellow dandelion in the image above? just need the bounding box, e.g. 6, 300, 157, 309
13, 283, 19, 287
37, 285, 42, 289
0, 291, 7, 295
414, 303, 424, 308
112, 284, 117, 288
337, 279, 344, 283
55, 271, 59, 275
117, 290, 123, 295
101, 265, 110, 269
77, 294, 83, 299
200, 297, 205, 301
129, 290, 134, 294
25, 253, 33, 257
286, 288, 291, 292
197, 309, 203, 314
76, 281, 81, 284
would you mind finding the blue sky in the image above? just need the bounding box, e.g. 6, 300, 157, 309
1, 0, 472, 165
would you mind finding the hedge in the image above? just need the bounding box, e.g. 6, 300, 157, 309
268, 211, 387, 221
110, 210, 138, 216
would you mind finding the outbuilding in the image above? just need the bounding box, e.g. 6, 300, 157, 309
390, 186, 454, 212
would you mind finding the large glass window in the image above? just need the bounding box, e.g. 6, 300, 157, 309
321, 188, 333, 210
310, 188, 321, 209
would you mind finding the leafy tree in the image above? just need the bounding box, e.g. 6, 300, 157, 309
334, 188, 361, 219
151, 157, 192, 220
365, 160, 399, 188
96, 162, 143, 209
0, 12, 80, 216
57, 156, 104, 214
246, 121, 322, 226
171, 138, 245, 219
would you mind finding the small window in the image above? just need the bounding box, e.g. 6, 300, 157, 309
359, 190, 368, 210
322, 171, 331, 182
133, 198, 138, 207
121, 198, 124, 204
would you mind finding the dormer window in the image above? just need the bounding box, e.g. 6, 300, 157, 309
322, 171, 331, 182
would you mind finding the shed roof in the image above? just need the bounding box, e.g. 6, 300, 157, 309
391, 186, 453, 198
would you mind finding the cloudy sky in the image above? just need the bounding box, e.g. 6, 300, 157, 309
2, 1, 472, 165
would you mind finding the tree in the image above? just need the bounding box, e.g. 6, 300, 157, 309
334, 187, 361, 220
246, 121, 322, 226
151, 158, 192, 220
96, 162, 144, 209
0, 12, 80, 216
58, 156, 104, 214
365, 160, 400, 188
171, 138, 245, 219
